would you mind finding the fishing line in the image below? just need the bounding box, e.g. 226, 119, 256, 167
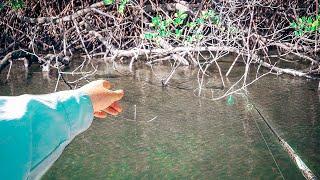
251, 107, 285, 179
248, 95, 317, 180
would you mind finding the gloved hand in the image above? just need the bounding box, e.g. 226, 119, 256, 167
80, 80, 124, 118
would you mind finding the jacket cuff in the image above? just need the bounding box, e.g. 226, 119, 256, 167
58, 90, 94, 138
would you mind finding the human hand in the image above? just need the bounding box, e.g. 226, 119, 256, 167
80, 80, 124, 118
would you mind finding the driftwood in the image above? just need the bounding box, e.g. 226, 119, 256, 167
0, 50, 70, 73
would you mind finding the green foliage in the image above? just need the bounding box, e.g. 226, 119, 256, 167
144, 9, 222, 43
0, 2, 4, 11
148, 15, 173, 38
184, 10, 221, 43
103, 0, 128, 14
0, 0, 25, 11
185, 10, 220, 30
144, 32, 157, 39
118, 0, 128, 14
9, 0, 24, 10
175, 10, 188, 20
186, 22, 197, 28
173, 10, 188, 26
103, 0, 114, 5
290, 15, 320, 37
200, 10, 220, 24
196, 17, 204, 24
158, 29, 171, 37
175, 29, 183, 37
146, 12, 188, 39
145, 10, 189, 39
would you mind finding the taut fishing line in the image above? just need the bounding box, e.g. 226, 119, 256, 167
246, 94, 317, 180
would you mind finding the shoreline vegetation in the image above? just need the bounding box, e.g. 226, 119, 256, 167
0, 0, 320, 95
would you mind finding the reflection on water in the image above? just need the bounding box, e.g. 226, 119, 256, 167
0, 60, 318, 179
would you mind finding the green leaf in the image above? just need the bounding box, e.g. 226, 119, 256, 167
175, 29, 182, 37
175, 10, 187, 19
201, 11, 209, 20
307, 17, 313, 24
10, 0, 24, 10
174, 18, 183, 26
311, 26, 317, 31
305, 26, 312, 32
312, 20, 319, 29
103, 0, 114, 5
196, 18, 204, 24
165, 18, 173, 26
159, 21, 168, 30
118, 5, 125, 14
208, 10, 216, 18
186, 36, 193, 42
180, 13, 188, 20
187, 22, 197, 28
211, 16, 220, 24
158, 30, 170, 37
294, 30, 303, 37
290, 22, 297, 29
120, 0, 129, 5
144, 32, 157, 39
175, 10, 183, 17
118, 0, 128, 14
151, 16, 161, 27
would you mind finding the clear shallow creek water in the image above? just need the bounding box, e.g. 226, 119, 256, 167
0, 60, 319, 180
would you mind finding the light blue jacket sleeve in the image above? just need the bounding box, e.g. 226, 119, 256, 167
0, 90, 94, 180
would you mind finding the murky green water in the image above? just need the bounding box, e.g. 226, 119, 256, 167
0, 60, 319, 179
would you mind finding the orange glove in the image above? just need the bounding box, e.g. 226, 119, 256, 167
80, 80, 124, 118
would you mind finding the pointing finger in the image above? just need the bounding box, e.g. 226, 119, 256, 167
110, 101, 122, 112
104, 107, 119, 116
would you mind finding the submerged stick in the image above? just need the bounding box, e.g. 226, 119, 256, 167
134, 105, 137, 121
147, 116, 158, 123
